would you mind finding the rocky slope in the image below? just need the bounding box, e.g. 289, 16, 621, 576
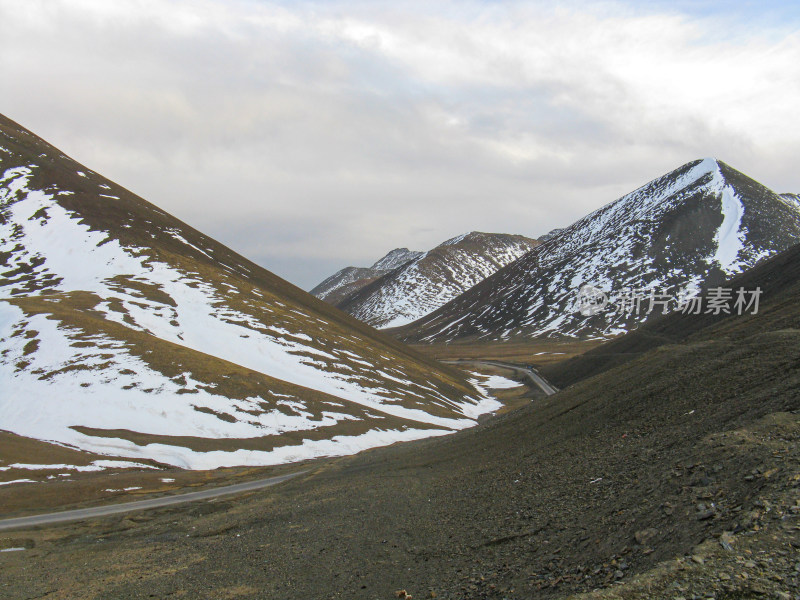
310, 248, 422, 306
397, 158, 800, 342
336, 231, 539, 328
0, 114, 500, 470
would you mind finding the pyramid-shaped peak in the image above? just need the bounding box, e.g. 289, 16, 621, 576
697, 156, 720, 170
397, 157, 800, 344
684, 157, 722, 181
683, 157, 766, 195
623, 157, 727, 208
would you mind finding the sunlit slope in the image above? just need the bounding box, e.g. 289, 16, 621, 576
0, 114, 498, 469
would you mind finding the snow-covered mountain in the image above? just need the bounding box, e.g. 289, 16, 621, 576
0, 114, 501, 470
397, 159, 800, 342
310, 248, 422, 306
336, 232, 540, 328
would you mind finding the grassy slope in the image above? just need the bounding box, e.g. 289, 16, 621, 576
2, 113, 496, 466
2, 248, 798, 598
0, 112, 475, 390
410, 339, 603, 365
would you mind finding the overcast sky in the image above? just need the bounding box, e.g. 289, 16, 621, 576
1, 0, 799, 289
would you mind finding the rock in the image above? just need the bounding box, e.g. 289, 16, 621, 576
740, 511, 760, 529
634, 528, 658, 545
691, 555, 705, 565
719, 532, 735, 551
696, 509, 716, 521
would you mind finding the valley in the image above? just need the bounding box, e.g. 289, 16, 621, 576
1, 113, 799, 600
2, 247, 798, 597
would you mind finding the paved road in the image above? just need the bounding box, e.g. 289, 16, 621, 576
447, 359, 559, 396
0, 470, 306, 532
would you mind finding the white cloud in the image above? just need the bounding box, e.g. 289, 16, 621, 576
1, 0, 798, 288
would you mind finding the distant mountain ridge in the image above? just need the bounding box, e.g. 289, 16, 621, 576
396, 158, 800, 342
310, 248, 422, 306
372, 247, 424, 271
537, 227, 566, 242
334, 231, 540, 328
0, 113, 500, 470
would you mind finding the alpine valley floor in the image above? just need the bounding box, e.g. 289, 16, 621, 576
1, 247, 799, 599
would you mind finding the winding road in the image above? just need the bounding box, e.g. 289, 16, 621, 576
0, 470, 306, 532
447, 359, 559, 396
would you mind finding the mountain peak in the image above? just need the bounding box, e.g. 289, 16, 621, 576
370, 247, 423, 271
337, 231, 539, 328
397, 159, 800, 343
310, 247, 423, 304
673, 156, 721, 186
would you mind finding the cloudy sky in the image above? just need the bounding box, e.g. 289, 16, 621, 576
1, 0, 799, 289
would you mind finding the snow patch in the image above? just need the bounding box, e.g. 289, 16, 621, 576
481, 374, 523, 389
708, 166, 746, 274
